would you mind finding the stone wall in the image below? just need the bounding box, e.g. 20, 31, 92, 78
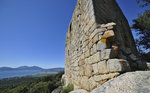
62, 0, 147, 92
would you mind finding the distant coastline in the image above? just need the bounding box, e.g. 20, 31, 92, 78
0, 66, 64, 79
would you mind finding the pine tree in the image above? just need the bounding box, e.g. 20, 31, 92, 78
132, 0, 150, 61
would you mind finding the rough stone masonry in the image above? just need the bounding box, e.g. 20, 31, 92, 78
62, 0, 147, 92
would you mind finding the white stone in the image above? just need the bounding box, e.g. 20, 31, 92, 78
85, 64, 93, 77
101, 22, 116, 28
88, 52, 101, 64
80, 76, 90, 91
107, 59, 130, 72
101, 49, 112, 60
89, 77, 97, 91
102, 30, 115, 39
92, 63, 99, 75
98, 61, 108, 74
97, 40, 107, 51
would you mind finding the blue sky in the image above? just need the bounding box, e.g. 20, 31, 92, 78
0, 0, 148, 68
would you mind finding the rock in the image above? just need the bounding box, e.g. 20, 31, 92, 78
91, 71, 150, 93
70, 89, 89, 93
107, 59, 130, 72
51, 86, 62, 93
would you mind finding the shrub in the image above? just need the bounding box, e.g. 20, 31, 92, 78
61, 84, 74, 93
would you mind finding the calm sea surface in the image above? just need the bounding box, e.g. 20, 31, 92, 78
0, 71, 42, 79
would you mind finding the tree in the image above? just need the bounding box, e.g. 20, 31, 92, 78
132, 0, 150, 61
132, 10, 150, 50
137, 0, 150, 7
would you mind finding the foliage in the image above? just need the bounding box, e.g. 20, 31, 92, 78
132, 0, 150, 61
132, 10, 150, 50
0, 72, 64, 93
136, 0, 150, 7
61, 84, 74, 93
0, 76, 39, 87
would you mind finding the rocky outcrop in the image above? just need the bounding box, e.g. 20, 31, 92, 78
91, 71, 150, 93
51, 86, 62, 93
70, 89, 89, 93
63, 0, 147, 92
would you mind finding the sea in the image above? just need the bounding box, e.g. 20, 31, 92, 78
0, 71, 42, 79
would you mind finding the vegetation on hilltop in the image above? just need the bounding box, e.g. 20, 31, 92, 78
0, 72, 64, 93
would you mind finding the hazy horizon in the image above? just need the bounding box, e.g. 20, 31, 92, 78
0, 65, 64, 69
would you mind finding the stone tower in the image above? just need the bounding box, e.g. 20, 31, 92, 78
62, 0, 147, 92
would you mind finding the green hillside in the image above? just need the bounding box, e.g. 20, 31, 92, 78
0, 72, 64, 93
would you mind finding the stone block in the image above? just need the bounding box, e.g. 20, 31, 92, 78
89, 23, 97, 33
89, 39, 94, 48
93, 44, 97, 54
80, 76, 90, 91
102, 30, 115, 39
92, 63, 99, 75
72, 61, 79, 67
101, 22, 116, 28
94, 73, 120, 82
88, 52, 101, 64
81, 54, 85, 60
107, 26, 113, 30
97, 40, 107, 51
101, 49, 111, 60
89, 77, 97, 91
89, 27, 106, 40
85, 64, 93, 77
90, 47, 94, 55
101, 49, 118, 60
93, 34, 99, 44
136, 60, 147, 70
84, 50, 90, 58
79, 66, 85, 76
129, 54, 138, 61
107, 59, 130, 72
98, 61, 108, 74
79, 59, 85, 66
121, 47, 132, 55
